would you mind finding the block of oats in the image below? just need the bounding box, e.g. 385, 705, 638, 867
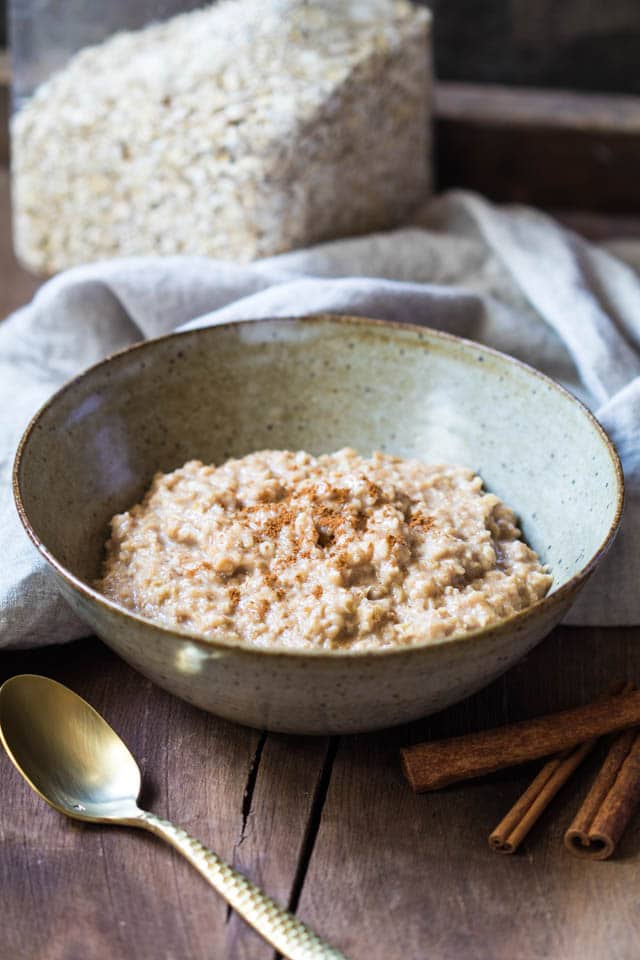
11, 0, 432, 275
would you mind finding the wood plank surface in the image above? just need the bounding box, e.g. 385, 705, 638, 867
0, 167, 39, 316
0, 639, 329, 960
296, 625, 640, 960
4, 624, 640, 959
436, 82, 640, 133
0, 52, 8, 167
434, 82, 640, 213
224, 733, 334, 957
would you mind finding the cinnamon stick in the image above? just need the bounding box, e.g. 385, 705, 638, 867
488, 683, 633, 854
488, 745, 595, 854
401, 691, 640, 793
565, 728, 640, 859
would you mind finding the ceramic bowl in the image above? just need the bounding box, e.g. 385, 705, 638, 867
14, 316, 623, 734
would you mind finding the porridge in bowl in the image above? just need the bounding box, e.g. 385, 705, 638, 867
96, 449, 552, 650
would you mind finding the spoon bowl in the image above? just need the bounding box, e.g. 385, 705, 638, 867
0, 674, 344, 959
0, 673, 140, 821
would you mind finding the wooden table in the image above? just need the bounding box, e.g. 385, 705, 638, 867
2, 174, 640, 960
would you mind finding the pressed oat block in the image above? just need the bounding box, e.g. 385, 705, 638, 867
11, 0, 432, 274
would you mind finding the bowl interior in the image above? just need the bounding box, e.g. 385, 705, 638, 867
16, 316, 621, 607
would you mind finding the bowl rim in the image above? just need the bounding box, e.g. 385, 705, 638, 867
13, 313, 625, 660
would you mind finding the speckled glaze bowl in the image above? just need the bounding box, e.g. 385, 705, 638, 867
14, 316, 623, 734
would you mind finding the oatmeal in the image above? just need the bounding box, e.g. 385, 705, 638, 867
96, 449, 552, 650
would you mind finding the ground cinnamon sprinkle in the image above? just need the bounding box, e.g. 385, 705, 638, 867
365, 479, 382, 502
255, 598, 270, 619
409, 512, 435, 532
242, 483, 362, 554
258, 504, 298, 539
314, 505, 348, 546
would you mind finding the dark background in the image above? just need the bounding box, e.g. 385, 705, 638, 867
425, 0, 640, 94
4, 0, 640, 95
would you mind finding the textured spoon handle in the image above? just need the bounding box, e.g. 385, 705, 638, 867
138, 810, 346, 960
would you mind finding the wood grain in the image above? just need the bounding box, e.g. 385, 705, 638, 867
435, 82, 640, 212
296, 626, 640, 960
7, 627, 640, 959
224, 733, 335, 958
0, 640, 326, 960
0, 52, 8, 167
0, 168, 39, 317
436, 82, 640, 133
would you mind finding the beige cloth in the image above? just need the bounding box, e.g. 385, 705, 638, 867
2, 190, 640, 648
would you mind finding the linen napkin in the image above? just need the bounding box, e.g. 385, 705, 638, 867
3, 190, 640, 649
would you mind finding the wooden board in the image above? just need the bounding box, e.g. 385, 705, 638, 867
435, 83, 640, 212
3, 626, 640, 960
0, 52, 7, 167
0, 168, 39, 316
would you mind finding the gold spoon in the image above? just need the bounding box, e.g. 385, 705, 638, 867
0, 674, 345, 960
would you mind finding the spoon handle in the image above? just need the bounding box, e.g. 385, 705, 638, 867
137, 810, 346, 960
